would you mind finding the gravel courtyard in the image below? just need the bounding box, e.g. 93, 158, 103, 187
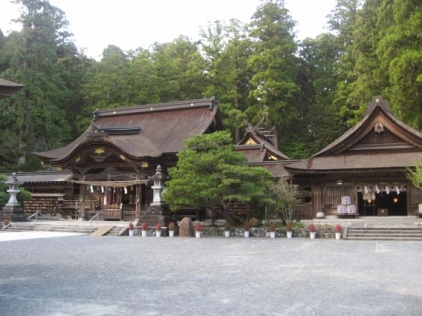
1, 235, 421, 315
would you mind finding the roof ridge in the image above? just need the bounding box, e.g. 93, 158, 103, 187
93, 97, 217, 119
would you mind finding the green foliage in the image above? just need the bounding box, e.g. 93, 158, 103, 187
163, 131, 274, 223
247, 0, 299, 129
0, 175, 9, 207
331, 0, 422, 129
200, 19, 253, 142
296, 34, 348, 155
328, 0, 363, 126
407, 162, 422, 189
271, 178, 298, 222
0, 0, 420, 172
0, 0, 90, 171
151, 36, 209, 101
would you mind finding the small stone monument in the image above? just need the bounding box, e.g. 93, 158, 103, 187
1, 173, 26, 222
179, 217, 194, 237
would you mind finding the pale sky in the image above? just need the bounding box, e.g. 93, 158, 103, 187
0, 0, 336, 60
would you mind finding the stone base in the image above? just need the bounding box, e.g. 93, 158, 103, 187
137, 205, 171, 227
1, 205, 26, 222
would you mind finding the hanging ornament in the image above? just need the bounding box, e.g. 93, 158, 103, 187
385, 185, 390, 194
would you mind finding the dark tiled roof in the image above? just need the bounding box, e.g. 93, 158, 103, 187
286, 151, 422, 173
242, 161, 295, 179
34, 98, 222, 163
0, 78, 23, 87
4, 171, 74, 183
235, 146, 266, 163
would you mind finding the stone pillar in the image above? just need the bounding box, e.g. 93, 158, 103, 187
1, 173, 26, 222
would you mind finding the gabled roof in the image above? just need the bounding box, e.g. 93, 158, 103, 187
235, 122, 291, 178
0, 78, 24, 99
285, 96, 422, 174
236, 123, 290, 161
34, 98, 223, 167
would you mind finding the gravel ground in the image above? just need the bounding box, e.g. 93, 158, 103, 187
1, 235, 421, 316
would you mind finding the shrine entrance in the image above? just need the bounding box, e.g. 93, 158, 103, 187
357, 189, 407, 216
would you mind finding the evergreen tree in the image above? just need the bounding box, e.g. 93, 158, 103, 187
328, 0, 363, 125
163, 131, 274, 224
247, 0, 300, 156
345, 0, 385, 122
0, 0, 78, 171
77, 45, 131, 133
151, 36, 209, 102
297, 34, 347, 155
376, 0, 422, 128
201, 19, 253, 142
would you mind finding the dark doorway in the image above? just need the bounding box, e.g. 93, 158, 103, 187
358, 191, 407, 216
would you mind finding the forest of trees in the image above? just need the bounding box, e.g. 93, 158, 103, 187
0, 0, 420, 172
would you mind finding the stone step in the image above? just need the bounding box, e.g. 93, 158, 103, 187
348, 227, 422, 231
347, 229, 422, 233
346, 227, 422, 240
347, 230, 422, 235
347, 236, 422, 241
348, 233, 422, 238
5, 224, 96, 234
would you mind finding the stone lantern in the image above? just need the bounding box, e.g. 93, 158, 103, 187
137, 165, 170, 228
1, 172, 26, 222
149, 165, 166, 206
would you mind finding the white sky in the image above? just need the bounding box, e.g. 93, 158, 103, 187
0, 0, 336, 60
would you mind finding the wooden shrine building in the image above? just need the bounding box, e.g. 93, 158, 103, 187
235, 122, 292, 179
17, 95, 422, 221
0, 78, 23, 99
34, 98, 223, 220
285, 96, 422, 218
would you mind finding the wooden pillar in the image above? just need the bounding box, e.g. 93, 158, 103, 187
135, 170, 141, 219
79, 185, 86, 220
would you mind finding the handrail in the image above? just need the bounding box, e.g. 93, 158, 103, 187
89, 212, 100, 229
27, 211, 40, 226
1, 223, 11, 231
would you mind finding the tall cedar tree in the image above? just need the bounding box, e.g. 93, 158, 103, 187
376, 0, 422, 128
247, 0, 301, 157
297, 34, 347, 155
328, 0, 363, 126
201, 19, 252, 143
0, 0, 81, 171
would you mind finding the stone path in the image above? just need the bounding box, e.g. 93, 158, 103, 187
1, 234, 422, 315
